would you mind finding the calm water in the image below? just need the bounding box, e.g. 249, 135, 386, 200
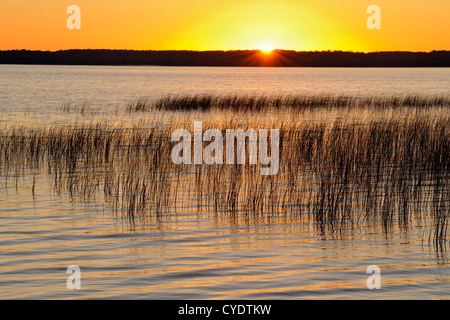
0, 65, 449, 299
1, 65, 450, 114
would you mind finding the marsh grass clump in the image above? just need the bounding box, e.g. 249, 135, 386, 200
1, 95, 449, 250
126, 94, 450, 113
60, 100, 92, 115
126, 97, 152, 112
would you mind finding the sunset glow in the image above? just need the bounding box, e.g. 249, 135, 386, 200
260, 44, 273, 53
0, 0, 449, 51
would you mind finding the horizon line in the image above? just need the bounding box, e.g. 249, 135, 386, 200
2, 49, 450, 54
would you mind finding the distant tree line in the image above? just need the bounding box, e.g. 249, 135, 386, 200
0, 49, 449, 67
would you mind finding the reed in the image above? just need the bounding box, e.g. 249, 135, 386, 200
1, 95, 448, 250
60, 100, 92, 115
126, 94, 450, 112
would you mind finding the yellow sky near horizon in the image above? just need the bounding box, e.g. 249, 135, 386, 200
0, 0, 449, 52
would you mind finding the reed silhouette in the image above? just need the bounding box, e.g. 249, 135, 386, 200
127, 94, 450, 112
1, 95, 448, 252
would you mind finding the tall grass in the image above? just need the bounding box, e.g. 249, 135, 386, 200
127, 94, 450, 112
1, 95, 449, 250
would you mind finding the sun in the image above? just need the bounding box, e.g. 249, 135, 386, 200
260, 44, 273, 53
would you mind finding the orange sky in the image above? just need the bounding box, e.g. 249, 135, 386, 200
0, 0, 449, 52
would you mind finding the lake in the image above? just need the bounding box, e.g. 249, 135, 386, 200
1, 65, 450, 113
0, 65, 448, 299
